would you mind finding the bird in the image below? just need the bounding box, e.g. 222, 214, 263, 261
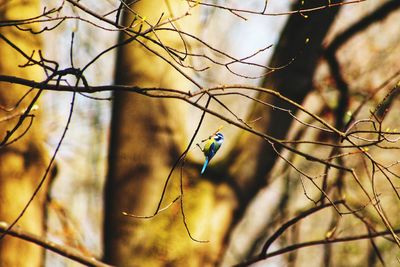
201, 132, 224, 174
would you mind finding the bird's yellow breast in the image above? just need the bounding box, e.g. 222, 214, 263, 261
203, 138, 214, 155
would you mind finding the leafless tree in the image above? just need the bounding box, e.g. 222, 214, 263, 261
0, 0, 400, 266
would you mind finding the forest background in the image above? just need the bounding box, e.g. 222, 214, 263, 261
1, 0, 400, 266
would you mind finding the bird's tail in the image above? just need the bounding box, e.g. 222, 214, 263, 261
201, 157, 209, 175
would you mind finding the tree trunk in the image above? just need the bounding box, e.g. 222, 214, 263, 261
229, 0, 343, 226
0, 1, 48, 266
222, 0, 343, 264
104, 2, 236, 266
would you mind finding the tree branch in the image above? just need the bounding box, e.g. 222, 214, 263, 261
235, 228, 400, 267
0, 222, 113, 267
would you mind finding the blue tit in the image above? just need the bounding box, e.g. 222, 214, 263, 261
201, 132, 224, 174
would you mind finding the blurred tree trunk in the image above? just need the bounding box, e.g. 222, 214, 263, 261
0, 1, 48, 266
228, 0, 343, 227
104, 2, 237, 266
222, 0, 343, 264
104, 1, 342, 266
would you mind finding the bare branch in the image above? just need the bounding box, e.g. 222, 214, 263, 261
0, 222, 112, 267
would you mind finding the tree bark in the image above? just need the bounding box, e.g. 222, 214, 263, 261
221, 0, 344, 264
104, 2, 237, 266
0, 1, 48, 266
229, 0, 343, 227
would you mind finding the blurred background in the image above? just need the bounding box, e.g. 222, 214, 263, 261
1, 0, 400, 266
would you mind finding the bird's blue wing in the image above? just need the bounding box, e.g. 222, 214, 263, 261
208, 142, 216, 159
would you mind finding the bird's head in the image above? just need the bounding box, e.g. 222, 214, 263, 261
214, 132, 224, 143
